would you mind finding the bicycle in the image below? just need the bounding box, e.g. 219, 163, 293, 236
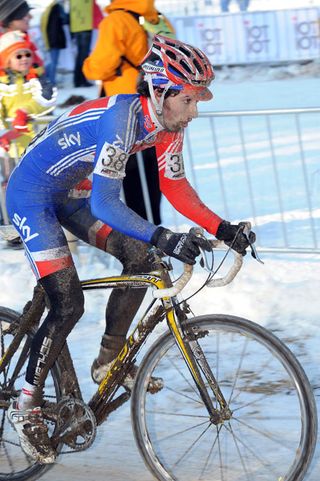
0, 230, 317, 481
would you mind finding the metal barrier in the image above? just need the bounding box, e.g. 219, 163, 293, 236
177, 107, 320, 253
1, 108, 319, 253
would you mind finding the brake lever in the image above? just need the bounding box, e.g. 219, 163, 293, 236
199, 247, 212, 272
189, 227, 213, 272
242, 223, 264, 264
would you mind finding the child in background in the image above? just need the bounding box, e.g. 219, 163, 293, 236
0, 30, 57, 224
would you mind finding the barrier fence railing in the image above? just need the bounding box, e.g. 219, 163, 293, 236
167, 107, 320, 254
1, 108, 319, 254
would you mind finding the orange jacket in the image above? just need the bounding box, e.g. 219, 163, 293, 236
82, 0, 158, 96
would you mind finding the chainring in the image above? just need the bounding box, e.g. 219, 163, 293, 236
56, 398, 97, 451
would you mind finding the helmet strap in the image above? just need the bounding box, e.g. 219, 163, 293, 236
146, 74, 174, 117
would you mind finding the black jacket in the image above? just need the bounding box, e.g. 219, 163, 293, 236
47, 3, 68, 49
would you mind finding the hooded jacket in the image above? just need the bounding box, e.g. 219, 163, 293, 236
82, 0, 158, 96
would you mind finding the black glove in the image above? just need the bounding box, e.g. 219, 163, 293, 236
38, 75, 55, 100
216, 220, 256, 255
151, 227, 211, 265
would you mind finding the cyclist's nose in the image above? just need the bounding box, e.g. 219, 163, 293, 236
190, 103, 198, 119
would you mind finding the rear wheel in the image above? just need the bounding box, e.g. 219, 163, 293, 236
132, 314, 317, 481
0, 307, 62, 481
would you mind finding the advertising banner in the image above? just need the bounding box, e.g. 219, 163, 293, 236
173, 7, 320, 65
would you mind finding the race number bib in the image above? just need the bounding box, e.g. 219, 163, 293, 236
94, 142, 128, 179
164, 152, 185, 179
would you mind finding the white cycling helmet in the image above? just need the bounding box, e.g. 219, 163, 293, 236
140, 35, 214, 114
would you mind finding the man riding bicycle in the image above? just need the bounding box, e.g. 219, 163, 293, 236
5, 35, 255, 464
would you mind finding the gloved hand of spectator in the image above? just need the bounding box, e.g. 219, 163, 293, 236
12, 109, 29, 132
0, 134, 10, 152
0, 130, 24, 154
215, 220, 256, 255
151, 226, 211, 265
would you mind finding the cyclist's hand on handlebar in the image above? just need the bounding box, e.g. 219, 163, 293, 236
215, 220, 256, 255
150, 227, 211, 265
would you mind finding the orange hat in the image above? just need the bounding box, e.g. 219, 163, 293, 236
0, 30, 33, 67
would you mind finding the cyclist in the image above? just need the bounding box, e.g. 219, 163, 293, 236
5, 35, 255, 464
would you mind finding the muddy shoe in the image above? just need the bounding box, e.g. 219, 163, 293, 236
91, 359, 164, 393
7, 400, 56, 464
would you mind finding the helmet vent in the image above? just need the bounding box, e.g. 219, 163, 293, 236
166, 50, 176, 61
193, 58, 204, 75
180, 59, 192, 74
180, 46, 192, 57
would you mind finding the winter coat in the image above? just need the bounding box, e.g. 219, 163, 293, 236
0, 70, 57, 157
82, 0, 158, 96
69, 0, 103, 33
41, 1, 68, 50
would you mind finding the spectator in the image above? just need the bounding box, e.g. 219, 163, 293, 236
83, 0, 175, 225
0, 30, 57, 224
69, 0, 103, 88
0, 0, 43, 69
40, 0, 69, 86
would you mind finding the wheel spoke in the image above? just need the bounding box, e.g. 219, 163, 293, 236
223, 421, 282, 477
232, 415, 296, 451
164, 385, 204, 405
155, 420, 210, 444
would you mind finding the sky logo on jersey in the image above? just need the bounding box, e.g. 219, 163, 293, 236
58, 132, 81, 150
12, 214, 39, 243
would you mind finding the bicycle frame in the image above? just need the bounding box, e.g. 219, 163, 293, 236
83, 269, 229, 426
0, 264, 229, 427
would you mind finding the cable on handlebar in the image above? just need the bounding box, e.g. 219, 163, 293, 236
166, 241, 235, 308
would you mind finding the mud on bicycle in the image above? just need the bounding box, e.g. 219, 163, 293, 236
0, 229, 318, 481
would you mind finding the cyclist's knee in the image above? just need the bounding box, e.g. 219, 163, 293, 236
106, 230, 154, 273
55, 287, 84, 324
40, 267, 84, 326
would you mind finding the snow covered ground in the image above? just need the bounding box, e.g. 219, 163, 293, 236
0, 62, 319, 480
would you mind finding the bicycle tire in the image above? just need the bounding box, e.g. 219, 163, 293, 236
131, 314, 317, 481
0, 306, 62, 481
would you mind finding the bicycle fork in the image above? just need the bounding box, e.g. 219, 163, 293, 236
167, 302, 232, 425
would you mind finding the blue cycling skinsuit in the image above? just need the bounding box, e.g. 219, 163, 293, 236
6, 94, 222, 280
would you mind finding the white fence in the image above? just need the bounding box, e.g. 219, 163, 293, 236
161, 107, 320, 253
1, 109, 319, 253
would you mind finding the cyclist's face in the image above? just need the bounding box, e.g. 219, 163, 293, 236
159, 91, 200, 132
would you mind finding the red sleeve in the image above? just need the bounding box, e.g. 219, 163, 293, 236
155, 131, 223, 235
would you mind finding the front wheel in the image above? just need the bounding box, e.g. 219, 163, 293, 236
131, 314, 317, 481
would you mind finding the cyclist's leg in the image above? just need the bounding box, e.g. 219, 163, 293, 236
5, 199, 85, 462
10, 203, 85, 402
62, 200, 157, 382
